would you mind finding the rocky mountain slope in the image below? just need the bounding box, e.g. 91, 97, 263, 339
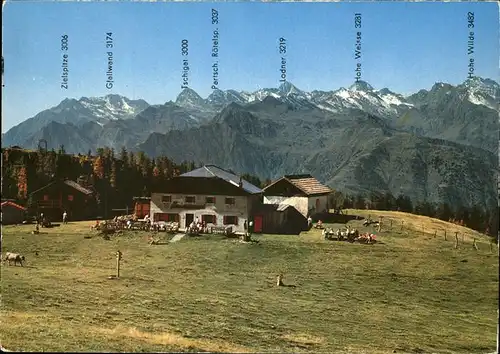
4, 78, 497, 154
2, 95, 150, 148
2, 77, 498, 211
138, 101, 497, 211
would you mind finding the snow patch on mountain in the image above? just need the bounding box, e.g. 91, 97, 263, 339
79, 95, 148, 121
467, 92, 498, 110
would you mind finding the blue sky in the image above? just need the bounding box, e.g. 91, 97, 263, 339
2, 1, 499, 132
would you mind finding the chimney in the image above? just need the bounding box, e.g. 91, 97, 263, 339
239, 177, 243, 188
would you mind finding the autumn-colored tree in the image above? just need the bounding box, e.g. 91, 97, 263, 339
93, 156, 105, 179
17, 166, 28, 200
152, 166, 161, 178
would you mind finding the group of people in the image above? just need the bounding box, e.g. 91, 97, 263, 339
187, 218, 207, 234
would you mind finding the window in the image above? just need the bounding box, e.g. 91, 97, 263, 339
205, 196, 216, 204
154, 213, 168, 222
185, 196, 195, 203
68, 195, 74, 201
223, 215, 238, 225
43, 195, 49, 201
167, 213, 179, 222
161, 195, 172, 203
154, 213, 179, 222
202, 214, 216, 224
224, 197, 236, 205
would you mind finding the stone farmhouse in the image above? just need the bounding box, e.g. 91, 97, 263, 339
262, 174, 333, 218
150, 165, 263, 234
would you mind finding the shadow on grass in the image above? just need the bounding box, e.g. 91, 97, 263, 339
150, 242, 169, 246
41, 223, 61, 228
2, 264, 37, 269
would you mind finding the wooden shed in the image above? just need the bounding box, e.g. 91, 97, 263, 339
28, 179, 94, 221
253, 203, 308, 235
1, 201, 27, 225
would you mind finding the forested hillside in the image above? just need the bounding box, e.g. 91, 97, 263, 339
1, 146, 497, 236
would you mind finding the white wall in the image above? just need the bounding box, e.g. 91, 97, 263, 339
150, 193, 250, 233
307, 195, 329, 215
264, 196, 309, 217
264, 194, 329, 217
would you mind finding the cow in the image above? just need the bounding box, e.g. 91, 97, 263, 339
4, 252, 25, 266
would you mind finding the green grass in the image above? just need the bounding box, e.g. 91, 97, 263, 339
1, 214, 498, 353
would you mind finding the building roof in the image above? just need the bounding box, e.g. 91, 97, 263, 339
63, 180, 93, 195
264, 174, 332, 196
1, 201, 27, 211
154, 176, 254, 196
29, 179, 94, 196
180, 165, 263, 195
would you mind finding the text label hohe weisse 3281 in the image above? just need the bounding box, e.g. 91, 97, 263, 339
354, 13, 362, 82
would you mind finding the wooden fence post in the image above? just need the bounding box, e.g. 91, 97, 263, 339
444, 230, 447, 241
473, 238, 478, 251
390, 220, 393, 229
116, 250, 122, 278
454, 233, 458, 249
434, 230, 437, 238
462, 233, 465, 242
401, 220, 404, 231
277, 274, 284, 287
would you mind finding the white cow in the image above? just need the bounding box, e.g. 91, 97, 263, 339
4, 252, 25, 266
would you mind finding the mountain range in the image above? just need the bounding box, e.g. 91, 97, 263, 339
2, 77, 499, 211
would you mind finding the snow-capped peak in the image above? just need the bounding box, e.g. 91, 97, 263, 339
78, 94, 148, 122
207, 88, 246, 106
462, 77, 499, 99
175, 88, 206, 107
279, 81, 302, 95
349, 80, 374, 92
377, 88, 411, 107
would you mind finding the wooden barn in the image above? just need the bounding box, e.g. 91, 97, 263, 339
263, 174, 333, 218
28, 179, 95, 221
253, 203, 308, 235
133, 197, 151, 218
1, 200, 27, 225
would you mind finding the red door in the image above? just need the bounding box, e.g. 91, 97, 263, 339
254, 215, 263, 233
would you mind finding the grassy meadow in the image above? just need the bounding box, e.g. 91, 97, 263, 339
1, 211, 498, 353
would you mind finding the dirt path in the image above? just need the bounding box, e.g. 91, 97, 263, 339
170, 233, 186, 243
